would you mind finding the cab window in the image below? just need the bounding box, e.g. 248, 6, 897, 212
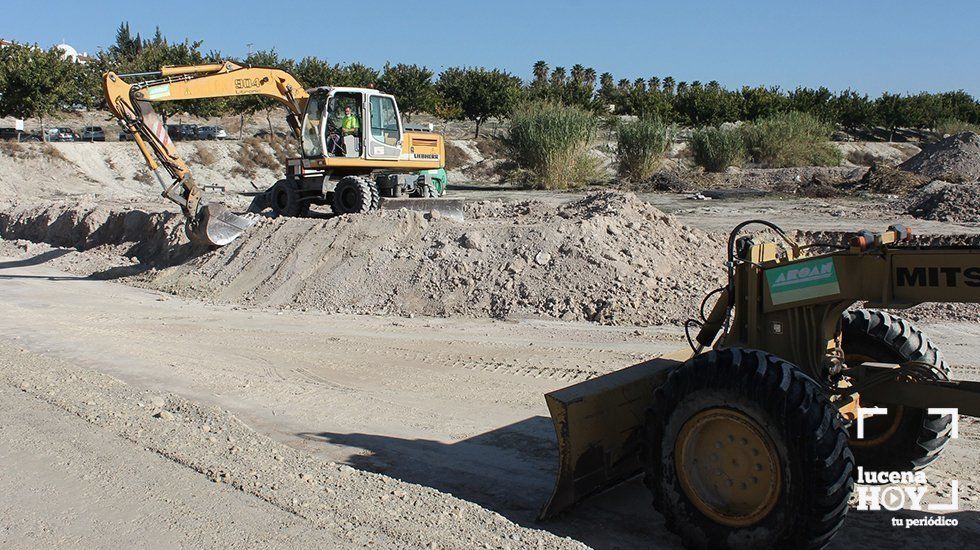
301, 94, 323, 157
369, 95, 400, 145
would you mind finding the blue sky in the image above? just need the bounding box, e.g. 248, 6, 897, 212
5, 0, 979, 96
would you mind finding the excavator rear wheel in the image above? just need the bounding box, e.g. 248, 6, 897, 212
842, 309, 953, 472
332, 176, 380, 215
270, 179, 309, 218
645, 348, 853, 549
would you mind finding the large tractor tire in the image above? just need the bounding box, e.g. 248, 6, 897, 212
842, 309, 952, 472
269, 179, 309, 218
332, 176, 380, 215
645, 348, 853, 549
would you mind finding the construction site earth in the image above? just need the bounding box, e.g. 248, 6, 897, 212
1, 112, 979, 548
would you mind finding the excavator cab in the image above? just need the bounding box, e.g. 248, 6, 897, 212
300, 87, 404, 162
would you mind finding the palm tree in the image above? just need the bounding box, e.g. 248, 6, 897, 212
532, 60, 549, 85
662, 76, 676, 95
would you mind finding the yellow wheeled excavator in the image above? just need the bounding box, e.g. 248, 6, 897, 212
543, 222, 980, 548
103, 61, 454, 246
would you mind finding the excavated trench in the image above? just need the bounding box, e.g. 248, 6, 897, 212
0, 201, 197, 266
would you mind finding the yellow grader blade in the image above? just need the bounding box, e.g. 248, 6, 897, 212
539, 351, 690, 520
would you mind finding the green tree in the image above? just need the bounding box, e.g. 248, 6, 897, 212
436, 67, 521, 137
335, 63, 379, 88
674, 82, 741, 125
109, 21, 142, 62
788, 86, 834, 121
740, 86, 786, 121
597, 72, 617, 110
228, 49, 294, 135
0, 44, 75, 139
377, 63, 435, 120
830, 89, 875, 131
875, 92, 910, 140
295, 56, 339, 88
532, 60, 549, 85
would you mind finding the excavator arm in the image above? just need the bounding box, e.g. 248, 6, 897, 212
102, 61, 309, 245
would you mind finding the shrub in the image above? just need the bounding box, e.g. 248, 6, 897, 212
616, 116, 671, 181
41, 143, 71, 163
0, 141, 26, 157
503, 101, 600, 189
193, 143, 218, 166
740, 111, 842, 167
444, 141, 468, 170
231, 137, 280, 178
690, 126, 745, 172
934, 118, 980, 137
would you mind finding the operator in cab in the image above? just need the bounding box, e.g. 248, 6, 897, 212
342, 106, 360, 154
342, 106, 360, 135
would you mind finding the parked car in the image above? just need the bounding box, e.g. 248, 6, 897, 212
198, 125, 228, 140
80, 126, 106, 142
46, 127, 78, 142
167, 124, 199, 141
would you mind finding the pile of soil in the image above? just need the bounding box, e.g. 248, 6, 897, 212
908, 181, 980, 223
852, 163, 931, 195
133, 191, 727, 325
900, 132, 980, 182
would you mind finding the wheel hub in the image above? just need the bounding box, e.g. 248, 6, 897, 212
340, 188, 359, 210
675, 408, 781, 527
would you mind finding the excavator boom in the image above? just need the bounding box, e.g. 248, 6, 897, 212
102, 62, 309, 246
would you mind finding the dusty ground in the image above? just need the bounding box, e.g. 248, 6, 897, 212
0, 258, 977, 548
1, 136, 979, 548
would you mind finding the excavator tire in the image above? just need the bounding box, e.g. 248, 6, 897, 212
332, 176, 379, 215
270, 179, 309, 218
842, 309, 952, 472
645, 348, 853, 550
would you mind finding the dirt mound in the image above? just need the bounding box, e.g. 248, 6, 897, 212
908, 181, 980, 223
0, 199, 190, 264
850, 163, 931, 195
900, 132, 980, 182
134, 191, 726, 325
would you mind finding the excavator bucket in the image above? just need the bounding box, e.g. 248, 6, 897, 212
538, 351, 689, 520
380, 198, 465, 222
191, 202, 258, 246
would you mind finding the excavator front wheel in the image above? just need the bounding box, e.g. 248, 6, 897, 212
645, 348, 853, 549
